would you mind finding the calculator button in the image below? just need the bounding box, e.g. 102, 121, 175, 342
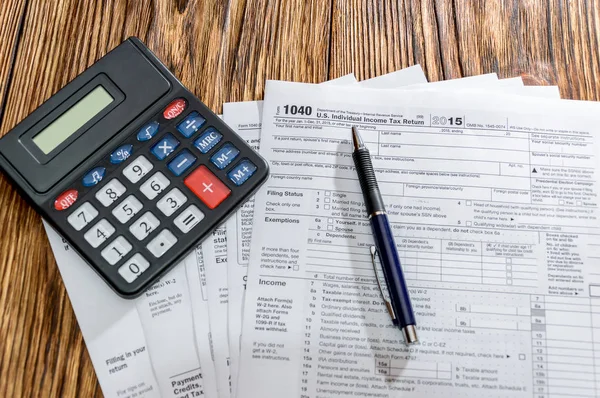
167, 150, 196, 176
123, 155, 154, 183
140, 172, 170, 200
54, 189, 78, 211
82, 166, 106, 187
129, 212, 160, 241
174, 205, 205, 233
228, 159, 258, 186
177, 111, 206, 138
136, 121, 160, 142
184, 165, 231, 209
210, 143, 240, 169
193, 127, 223, 154
151, 134, 179, 160
110, 144, 134, 164
118, 254, 150, 283
147, 229, 178, 258
112, 195, 143, 224
157, 188, 187, 216
95, 179, 127, 207
84, 219, 115, 248
163, 98, 187, 120
101, 236, 133, 265
67, 202, 98, 231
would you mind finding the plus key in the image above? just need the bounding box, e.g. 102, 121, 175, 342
184, 166, 231, 209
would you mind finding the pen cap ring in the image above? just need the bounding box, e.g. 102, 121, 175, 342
352, 150, 385, 214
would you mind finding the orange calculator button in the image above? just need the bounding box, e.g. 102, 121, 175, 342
184, 166, 231, 209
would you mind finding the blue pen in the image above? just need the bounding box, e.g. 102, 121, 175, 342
351, 126, 418, 345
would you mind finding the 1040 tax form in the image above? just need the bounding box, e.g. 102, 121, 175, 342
236, 81, 600, 397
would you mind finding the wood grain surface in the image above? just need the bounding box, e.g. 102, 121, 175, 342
0, 0, 598, 396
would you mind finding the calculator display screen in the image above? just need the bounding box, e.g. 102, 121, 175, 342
33, 86, 114, 154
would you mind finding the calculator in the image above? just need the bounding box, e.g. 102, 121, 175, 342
0, 37, 268, 298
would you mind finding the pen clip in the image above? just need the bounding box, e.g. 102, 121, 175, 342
369, 245, 396, 321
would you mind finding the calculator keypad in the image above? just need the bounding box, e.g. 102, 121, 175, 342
101, 236, 133, 265
140, 172, 170, 200
84, 219, 115, 248
123, 155, 153, 183
112, 195, 143, 224
129, 212, 160, 241
118, 254, 150, 283
60, 94, 264, 292
147, 230, 178, 258
96, 179, 127, 207
157, 188, 187, 216
67, 202, 98, 231
174, 205, 204, 233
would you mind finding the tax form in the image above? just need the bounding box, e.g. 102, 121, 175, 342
236, 81, 600, 397
223, 74, 556, 395
43, 226, 219, 398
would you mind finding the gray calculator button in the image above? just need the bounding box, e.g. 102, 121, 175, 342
174, 205, 205, 233
129, 212, 160, 241
84, 219, 115, 248
112, 195, 143, 224
95, 178, 126, 207
123, 155, 153, 184
156, 188, 187, 216
146, 229, 178, 258
67, 202, 98, 231
118, 253, 150, 283
101, 236, 133, 265
140, 172, 170, 200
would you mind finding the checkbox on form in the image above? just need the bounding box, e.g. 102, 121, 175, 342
325, 197, 330, 203
324, 204, 330, 210
325, 191, 331, 196
466, 200, 472, 206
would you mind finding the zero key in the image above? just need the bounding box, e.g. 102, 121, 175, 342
184, 166, 231, 209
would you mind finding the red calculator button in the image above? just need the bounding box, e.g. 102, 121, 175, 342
184, 166, 231, 209
54, 189, 78, 210
163, 98, 187, 120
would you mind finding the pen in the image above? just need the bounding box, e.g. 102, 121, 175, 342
351, 126, 418, 345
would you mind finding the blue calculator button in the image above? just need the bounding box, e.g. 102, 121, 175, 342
110, 144, 134, 164
210, 143, 240, 170
193, 127, 223, 154
168, 150, 197, 176
151, 134, 180, 160
177, 112, 206, 138
136, 121, 160, 141
228, 160, 257, 186
82, 166, 106, 187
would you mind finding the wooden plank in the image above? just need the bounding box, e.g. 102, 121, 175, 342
228, 0, 333, 101
0, 1, 26, 120
0, 1, 154, 396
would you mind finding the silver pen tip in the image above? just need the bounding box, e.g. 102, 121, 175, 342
352, 126, 365, 150
402, 325, 419, 345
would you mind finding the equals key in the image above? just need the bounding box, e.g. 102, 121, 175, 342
174, 205, 205, 233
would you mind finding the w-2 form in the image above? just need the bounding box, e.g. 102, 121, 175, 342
236, 81, 600, 398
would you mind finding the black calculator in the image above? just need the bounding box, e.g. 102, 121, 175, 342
0, 37, 268, 298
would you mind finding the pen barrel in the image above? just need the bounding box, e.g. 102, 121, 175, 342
352, 149, 386, 215
370, 214, 416, 328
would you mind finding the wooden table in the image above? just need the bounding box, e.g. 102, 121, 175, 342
0, 0, 598, 396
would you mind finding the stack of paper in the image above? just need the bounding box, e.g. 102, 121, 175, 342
44, 63, 600, 398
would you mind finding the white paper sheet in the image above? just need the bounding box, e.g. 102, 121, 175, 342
236, 80, 600, 397
44, 222, 161, 398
